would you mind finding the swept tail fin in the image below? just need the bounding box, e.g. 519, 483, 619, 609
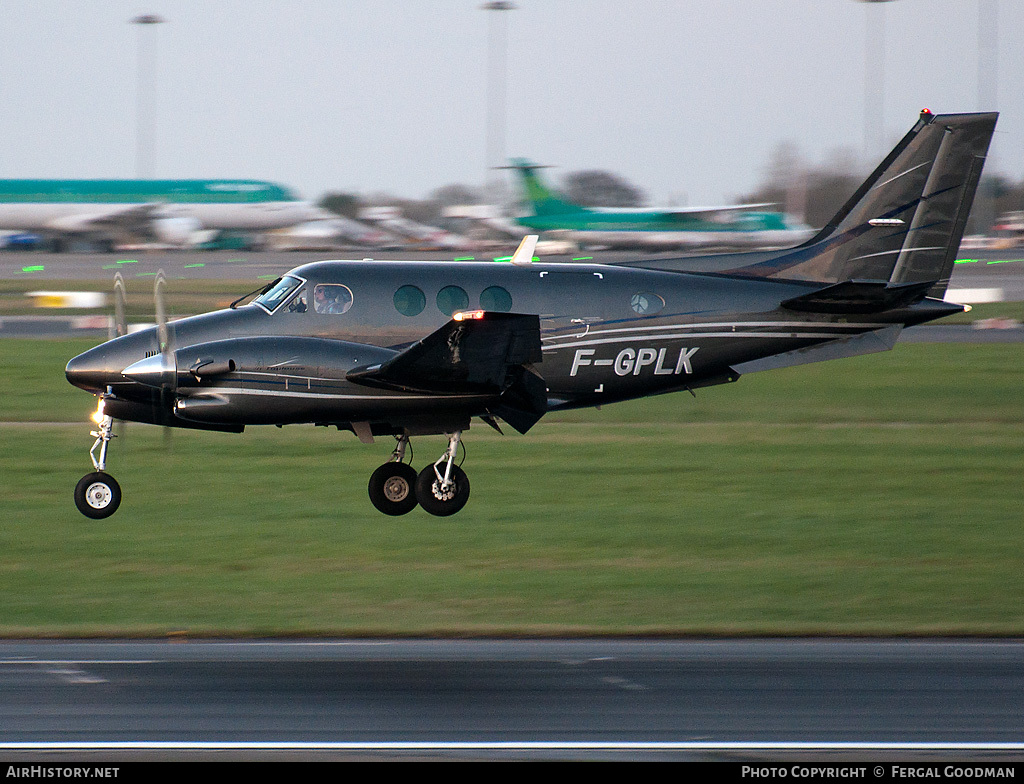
501, 158, 590, 217
728, 110, 998, 298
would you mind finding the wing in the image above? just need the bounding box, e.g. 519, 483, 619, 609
45, 204, 158, 235
347, 311, 547, 433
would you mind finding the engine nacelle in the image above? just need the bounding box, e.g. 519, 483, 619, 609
152, 216, 202, 246
170, 336, 400, 425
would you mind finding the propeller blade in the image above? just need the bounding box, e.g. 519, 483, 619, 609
154, 269, 175, 444
113, 272, 127, 337
155, 269, 170, 355
112, 272, 129, 437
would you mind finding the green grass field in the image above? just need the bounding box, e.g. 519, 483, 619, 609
0, 277, 260, 317
0, 338, 1022, 637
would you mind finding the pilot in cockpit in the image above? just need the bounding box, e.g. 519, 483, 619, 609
314, 284, 352, 314
313, 285, 333, 313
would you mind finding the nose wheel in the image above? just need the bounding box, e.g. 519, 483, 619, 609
74, 395, 122, 519
74, 472, 122, 519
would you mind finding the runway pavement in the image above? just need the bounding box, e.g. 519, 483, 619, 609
0, 639, 1021, 762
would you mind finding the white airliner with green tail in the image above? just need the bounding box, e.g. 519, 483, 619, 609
505, 159, 814, 251
0, 179, 321, 250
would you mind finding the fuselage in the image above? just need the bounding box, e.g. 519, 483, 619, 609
0, 179, 318, 233
65, 259, 950, 436
515, 211, 814, 250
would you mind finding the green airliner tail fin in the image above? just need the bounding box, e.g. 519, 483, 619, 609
503, 159, 591, 217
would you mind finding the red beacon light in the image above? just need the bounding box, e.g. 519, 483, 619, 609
920, 108, 933, 117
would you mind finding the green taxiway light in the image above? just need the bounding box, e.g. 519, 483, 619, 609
573, 256, 594, 261
136, 272, 157, 277
453, 256, 475, 261
986, 259, 1023, 264
20, 265, 44, 273
257, 274, 276, 280
955, 259, 979, 264
116, 259, 139, 264
184, 263, 205, 268
493, 256, 513, 263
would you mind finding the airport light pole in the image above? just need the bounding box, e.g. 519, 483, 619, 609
857, 0, 895, 167
131, 14, 165, 179
976, 0, 999, 235
481, 2, 515, 206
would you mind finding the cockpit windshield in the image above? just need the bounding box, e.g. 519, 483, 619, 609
253, 275, 303, 313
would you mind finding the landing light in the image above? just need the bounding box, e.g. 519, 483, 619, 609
91, 399, 106, 424
453, 310, 485, 321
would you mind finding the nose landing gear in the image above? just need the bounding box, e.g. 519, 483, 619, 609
74, 396, 121, 519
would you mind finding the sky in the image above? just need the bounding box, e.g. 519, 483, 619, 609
1, 0, 1021, 208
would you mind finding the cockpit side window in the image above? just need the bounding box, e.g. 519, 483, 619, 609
313, 284, 354, 315
254, 276, 303, 313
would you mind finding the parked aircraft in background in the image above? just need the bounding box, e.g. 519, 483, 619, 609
441, 204, 576, 255
65, 110, 994, 519
0, 179, 321, 251
267, 210, 404, 251
357, 206, 472, 250
504, 159, 813, 250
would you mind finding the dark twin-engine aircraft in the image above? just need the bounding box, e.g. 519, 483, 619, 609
66, 110, 997, 518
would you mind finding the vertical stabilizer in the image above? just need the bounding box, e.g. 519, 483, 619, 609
728, 111, 997, 297
502, 159, 590, 217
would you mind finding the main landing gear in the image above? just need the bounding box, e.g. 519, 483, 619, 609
74, 396, 121, 519
367, 431, 471, 517
367, 435, 418, 516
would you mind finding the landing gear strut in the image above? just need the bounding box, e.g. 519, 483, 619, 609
415, 431, 470, 517
367, 435, 418, 516
366, 432, 472, 517
74, 396, 121, 519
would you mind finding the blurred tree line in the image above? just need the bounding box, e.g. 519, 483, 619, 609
738, 141, 1024, 234
318, 146, 1024, 233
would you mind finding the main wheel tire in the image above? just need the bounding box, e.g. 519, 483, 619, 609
415, 463, 470, 517
74, 472, 122, 519
368, 462, 419, 516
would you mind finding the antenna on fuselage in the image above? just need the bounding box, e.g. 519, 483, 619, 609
510, 235, 538, 266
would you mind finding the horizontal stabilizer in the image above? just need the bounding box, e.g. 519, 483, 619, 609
780, 279, 936, 314
731, 325, 903, 375
347, 312, 543, 396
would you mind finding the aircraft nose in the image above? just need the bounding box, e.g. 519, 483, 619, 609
66, 331, 158, 393
65, 347, 115, 393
